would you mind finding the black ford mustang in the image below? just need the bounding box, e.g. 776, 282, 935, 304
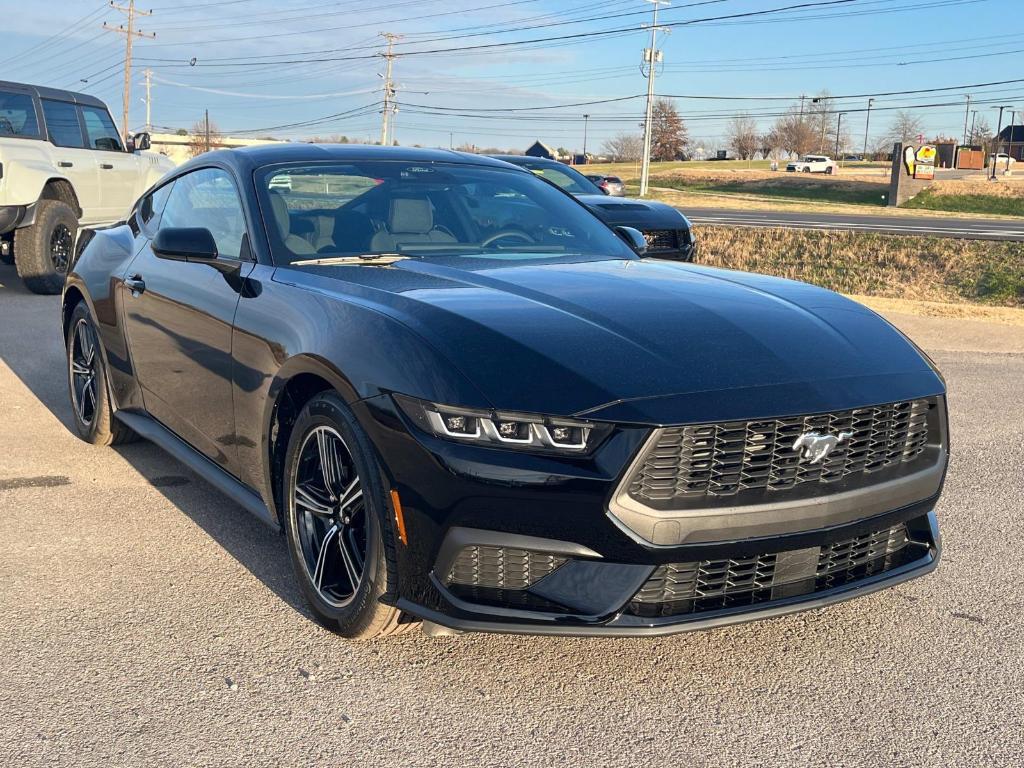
487, 155, 696, 261
64, 145, 947, 640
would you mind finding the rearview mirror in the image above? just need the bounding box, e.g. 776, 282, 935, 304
152, 227, 219, 262
615, 226, 647, 255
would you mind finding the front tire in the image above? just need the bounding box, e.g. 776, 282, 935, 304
66, 302, 135, 446
15, 198, 78, 295
283, 392, 416, 640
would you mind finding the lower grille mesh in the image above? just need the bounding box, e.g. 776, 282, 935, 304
445, 545, 566, 589
628, 523, 919, 618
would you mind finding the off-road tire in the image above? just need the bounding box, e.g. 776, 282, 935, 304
14, 198, 77, 295
66, 301, 136, 446
283, 392, 418, 640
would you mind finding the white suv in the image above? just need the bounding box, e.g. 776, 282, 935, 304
0, 81, 175, 293
786, 155, 838, 175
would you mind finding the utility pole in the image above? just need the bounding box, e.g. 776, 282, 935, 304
639, 0, 669, 198
143, 67, 152, 132
835, 113, 844, 163
449, 132, 454, 150
962, 94, 971, 146
204, 109, 210, 153
582, 113, 590, 162
799, 94, 806, 120
862, 98, 874, 158
103, 1, 155, 142
378, 33, 401, 147
969, 110, 977, 144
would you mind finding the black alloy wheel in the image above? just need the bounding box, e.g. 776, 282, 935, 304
290, 425, 368, 607
69, 317, 99, 428
282, 392, 415, 639
50, 223, 73, 274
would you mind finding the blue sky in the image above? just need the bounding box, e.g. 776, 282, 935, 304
3, 0, 1021, 152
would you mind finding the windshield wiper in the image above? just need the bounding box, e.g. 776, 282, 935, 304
292, 253, 411, 267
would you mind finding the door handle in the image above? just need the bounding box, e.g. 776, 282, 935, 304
100, 163, 114, 170
58, 161, 73, 168
124, 275, 146, 296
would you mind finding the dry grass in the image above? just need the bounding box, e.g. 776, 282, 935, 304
848, 295, 1024, 326
694, 226, 1024, 307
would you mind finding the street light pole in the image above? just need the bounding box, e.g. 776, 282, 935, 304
991, 105, 1010, 180
582, 113, 589, 163
962, 94, 971, 146
863, 98, 874, 158
639, 0, 668, 198
1006, 109, 1016, 174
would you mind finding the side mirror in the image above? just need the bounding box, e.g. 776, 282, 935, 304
129, 132, 151, 152
615, 225, 647, 255
153, 227, 219, 262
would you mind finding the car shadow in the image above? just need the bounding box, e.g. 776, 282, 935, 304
0, 261, 312, 620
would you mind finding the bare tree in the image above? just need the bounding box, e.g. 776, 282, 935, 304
968, 116, 993, 149
887, 110, 926, 145
805, 91, 836, 154
602, 132, 644, 162
726, 113, 760, 160
649, 98, 689, 161
771, 110, 817, 158
187, 119, 222, 158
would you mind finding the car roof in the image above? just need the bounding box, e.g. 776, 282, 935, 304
488, 155, 560, 166
0, 79, 108, 109
173, 144, 524, 177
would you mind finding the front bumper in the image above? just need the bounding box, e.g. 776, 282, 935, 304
356, 395, 944, 637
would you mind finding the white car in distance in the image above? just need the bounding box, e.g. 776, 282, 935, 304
786, 155, 838, 175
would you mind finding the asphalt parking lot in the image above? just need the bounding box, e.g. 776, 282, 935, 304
1, 261, 1022, 767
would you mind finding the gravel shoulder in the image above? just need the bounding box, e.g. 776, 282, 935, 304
1, 265, 1022, 768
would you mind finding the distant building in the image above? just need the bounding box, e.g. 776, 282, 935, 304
148, 132, 290, 166
524, 140, 561, 160
995, 124, 1023, 160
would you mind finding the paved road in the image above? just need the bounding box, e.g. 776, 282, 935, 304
1, 263, 1023, 767
687, 207, 1024, 241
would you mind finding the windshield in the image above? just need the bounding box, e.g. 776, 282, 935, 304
506, 160, 601, 195
257, 161, 633, 265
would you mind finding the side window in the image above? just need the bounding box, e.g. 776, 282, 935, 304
0, 89, 41, 137
80, 105, 124, 151
40, 100, 84, 148
159, 168, 249, 261
134, 181, 174, 236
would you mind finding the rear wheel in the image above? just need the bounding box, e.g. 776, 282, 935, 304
283, 392, 416, 639
66, 302, 135, 446
15, 198, 77, 295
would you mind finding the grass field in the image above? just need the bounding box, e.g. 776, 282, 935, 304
902, 188, 1024, 217
586, 159, 1024, 217
694, 225, 1024, 307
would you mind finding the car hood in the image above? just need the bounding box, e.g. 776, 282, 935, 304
575, 195, 689, 229
294, 256, 943, 424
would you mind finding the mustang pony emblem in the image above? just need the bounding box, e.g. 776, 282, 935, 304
791, 431, 854, 464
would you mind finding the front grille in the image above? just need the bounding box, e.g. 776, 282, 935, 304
627, 399, 934, 507
642, 229, 678, 250
445, 545, 566, 589
628, 522, 920, 617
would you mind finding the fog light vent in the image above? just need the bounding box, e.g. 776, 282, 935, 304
445, 545, 566, 589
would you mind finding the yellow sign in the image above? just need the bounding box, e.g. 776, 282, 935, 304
916, 145, 937, 164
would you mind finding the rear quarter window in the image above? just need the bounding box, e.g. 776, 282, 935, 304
0, 89, 40, 137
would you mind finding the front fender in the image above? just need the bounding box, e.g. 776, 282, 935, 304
63, 223, 143, 411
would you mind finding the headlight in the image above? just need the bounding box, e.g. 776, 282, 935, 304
394, 394, 605, 454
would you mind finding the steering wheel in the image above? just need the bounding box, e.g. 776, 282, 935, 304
481, 229, 536, 248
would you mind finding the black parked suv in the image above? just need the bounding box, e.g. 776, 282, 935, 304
489, 155, 696, 261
